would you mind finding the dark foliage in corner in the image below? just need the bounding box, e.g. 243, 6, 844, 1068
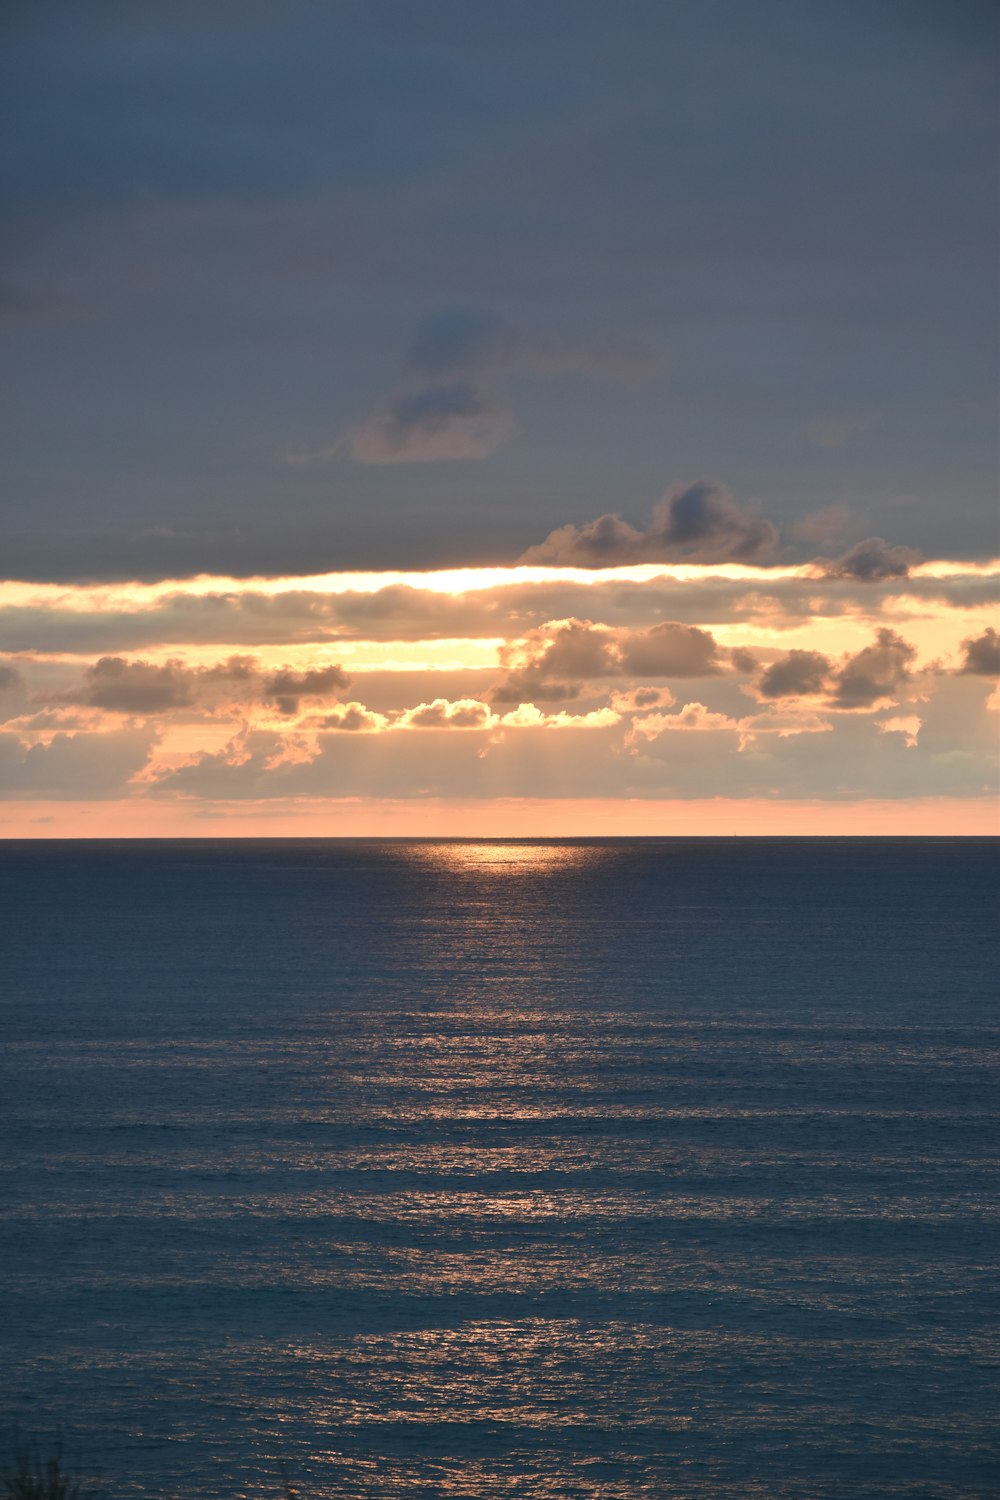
1, 1434, 104, 1500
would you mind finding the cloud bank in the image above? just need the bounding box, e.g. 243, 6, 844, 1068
0, 547, 994, 822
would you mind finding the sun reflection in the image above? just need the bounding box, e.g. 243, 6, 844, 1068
413, 840, 592, 875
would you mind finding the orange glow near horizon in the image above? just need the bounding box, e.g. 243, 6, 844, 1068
1, 795, 995, 839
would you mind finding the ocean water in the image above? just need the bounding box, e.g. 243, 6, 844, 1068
0, 837, 997, 1499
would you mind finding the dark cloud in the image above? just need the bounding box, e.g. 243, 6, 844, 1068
659, 483, 777, 559
81, 656, 197, 712
729, 647, 759, 675
262, 664, 352, 714
309, 306, 660, 466
814, 537, 920, 580
0, 663, 26, 692
626, 687, 670, 709
828, 629, 916, 709
65, 654, 348, 716
491, 673, 583, 706
959, 626, 1000, 676
756, 649, 832, 700
344, 381, 515, 465
750, 632, 918, 709
521, 482, 779, 565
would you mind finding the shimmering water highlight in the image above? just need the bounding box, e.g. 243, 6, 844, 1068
1, 838, 997, 1497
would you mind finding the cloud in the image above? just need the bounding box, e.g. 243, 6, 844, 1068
343, 382, 517, 465
263, 664, 351, 714
959, 626, 1000, 676
399, 697, 493, 729
81, 656, 199, 712
813, 537, 920, 581
756, 649, 832, 700
67, 655, 349, 716
627, 701, 833, 752
0, 563, 993, 658
631, 702, 738, 736
877, 715, 922, 748
749, 631, 917, 710
735, 707, 833, 750
828, 629, 916, 709
491, 619, 617, 703
491, 618, 722, 703
151, 703, 624, 801
303, 307, 660, 467
0, 725, 156, 798
135, 666, 997, 807
729, 647, 759, 675
520, 481, 779, 565
609, 686, 675, 713
309, 703, 387, 732
617, 621, 722, 677
496, 703, 619, 730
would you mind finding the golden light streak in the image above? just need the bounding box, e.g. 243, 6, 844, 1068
0, 557, 997, 612
709, 607, 988, 660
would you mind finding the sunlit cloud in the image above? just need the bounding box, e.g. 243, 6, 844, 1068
877, 715, 922, 748
0, 554, 995, 823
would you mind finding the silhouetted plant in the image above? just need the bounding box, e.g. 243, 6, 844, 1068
1, 1433, 104, 1500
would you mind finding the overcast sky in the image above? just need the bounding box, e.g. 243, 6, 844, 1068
1, 1, 997, 832
3, 0, 997, 580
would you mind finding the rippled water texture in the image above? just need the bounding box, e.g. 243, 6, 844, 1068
1, 838, 997, 1497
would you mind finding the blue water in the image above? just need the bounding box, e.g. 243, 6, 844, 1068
1, 838, 997, 1498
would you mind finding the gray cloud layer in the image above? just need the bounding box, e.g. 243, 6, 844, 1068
1, 4, 996, 579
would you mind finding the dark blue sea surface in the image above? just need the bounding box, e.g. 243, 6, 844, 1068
1, 838, 997, 1499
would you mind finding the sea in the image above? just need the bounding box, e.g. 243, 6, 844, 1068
1, 838, 997, 1499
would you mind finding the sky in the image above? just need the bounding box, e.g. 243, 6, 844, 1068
1, 0, 997, 835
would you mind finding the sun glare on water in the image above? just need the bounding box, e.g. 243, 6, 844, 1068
415, 841, 591, 876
